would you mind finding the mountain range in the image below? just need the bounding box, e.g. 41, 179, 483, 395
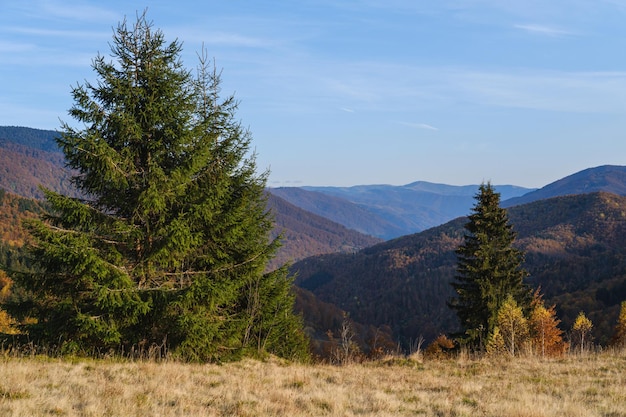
2, 125, 626, 352
270, 182, 534, 239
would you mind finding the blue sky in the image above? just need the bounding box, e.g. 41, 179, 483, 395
2, 1, 626, 188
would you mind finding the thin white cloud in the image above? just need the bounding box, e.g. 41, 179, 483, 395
398, 121, 439, 131
514, 24, 574, 37
238, 54, 626, 116
340, 107, 355, 113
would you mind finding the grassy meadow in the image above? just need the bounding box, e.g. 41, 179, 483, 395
1, 351, 625, 417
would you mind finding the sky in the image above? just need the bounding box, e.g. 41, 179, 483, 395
2, 1, 626, 188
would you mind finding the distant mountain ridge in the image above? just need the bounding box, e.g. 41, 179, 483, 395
268, 187, 405, 239
271, 182, 534, 239
0, 126, 61, 152
503, 165, 626, 207
5, 126, 626, 242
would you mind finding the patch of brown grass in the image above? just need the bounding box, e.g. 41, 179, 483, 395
0, 352, 625, 416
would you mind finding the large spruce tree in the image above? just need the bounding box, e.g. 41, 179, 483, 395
6, 14, 308, 362
449, 182, 530, 350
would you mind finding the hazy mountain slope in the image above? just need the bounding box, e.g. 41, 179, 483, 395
269, 187, 405, 239
266, 193, 382, 270
403, 181, 531, 199
0, 126, 61, 152
503, 165, 626, 207
281, 166, 626, 240
296, 182, 534, 238
291, 192, 626, 346
0, 127, 78, 199
0, 142, 77, 199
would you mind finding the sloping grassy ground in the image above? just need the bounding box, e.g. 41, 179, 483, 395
1, 352, 625, 417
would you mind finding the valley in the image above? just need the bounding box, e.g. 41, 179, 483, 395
2, 126, 626, 354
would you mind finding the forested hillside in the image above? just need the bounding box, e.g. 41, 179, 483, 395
0, 127, 78, 199
269, 187, 406, 238
266, 193, 381, 270
0, 189, 45, 248
0, 190, 44, 332
291, 192, 626, 346
0, 126, 61, 152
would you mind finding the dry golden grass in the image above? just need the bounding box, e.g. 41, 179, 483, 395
1, 352, 625, 416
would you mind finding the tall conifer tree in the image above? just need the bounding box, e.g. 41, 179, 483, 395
449, 182, 530, 350
6, 13, 308, 361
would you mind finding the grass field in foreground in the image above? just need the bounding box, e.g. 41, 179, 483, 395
1, 352, 625, 416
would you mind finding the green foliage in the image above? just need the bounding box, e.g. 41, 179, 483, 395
495, 296, 528, 356
485, 326, 505, 356
572, 311, 593, 354
450, 183, 531, 351
5, 13, 308, 362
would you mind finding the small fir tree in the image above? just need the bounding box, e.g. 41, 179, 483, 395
449, 182, 531, 351
5, 13, 308, 361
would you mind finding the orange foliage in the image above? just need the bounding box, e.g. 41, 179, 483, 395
0, 189, 44, 248
529, 290, 567, 357
0, 269, 18, 334
424, 335, 455, 360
